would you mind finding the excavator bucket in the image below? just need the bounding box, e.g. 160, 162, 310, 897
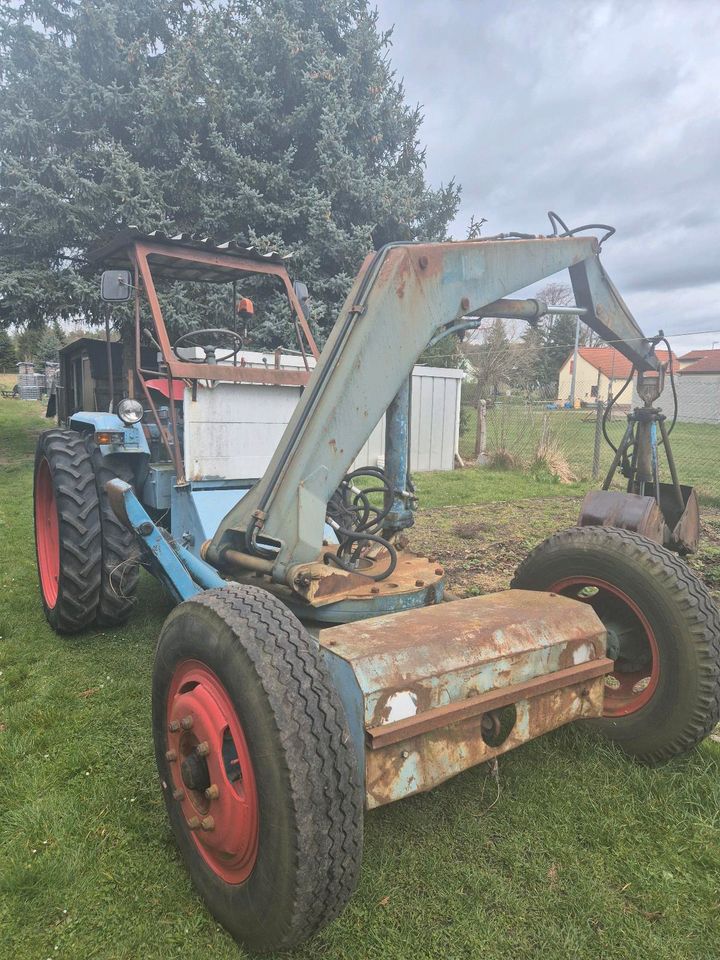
579, 485, 700, 554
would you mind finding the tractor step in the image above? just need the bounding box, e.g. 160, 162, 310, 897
320, 590, 611, 808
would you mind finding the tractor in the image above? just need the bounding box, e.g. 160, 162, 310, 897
34, 218, 720, 952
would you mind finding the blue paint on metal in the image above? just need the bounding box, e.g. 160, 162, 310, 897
383, 377, 413, 535
320, 646, 366, 789
116, 481, 202, 603
286, 580, 445, 624
174, 542, 227, 590
142, 464, 176, 510
650, 421, 659, 488
69, 412, 150, 456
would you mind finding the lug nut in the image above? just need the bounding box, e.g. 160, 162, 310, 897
187, 816, 201, 830
172, 788, 186, 801
205, 784, 219, 800
201, 816, 215, 831
168, 720, 180, 733
180, 715, 194, 731
196, 741, 210, 757
165, 750, 177, 762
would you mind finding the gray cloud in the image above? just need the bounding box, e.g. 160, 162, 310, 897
376, 0, 720, 352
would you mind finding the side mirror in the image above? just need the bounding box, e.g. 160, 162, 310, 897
101, 269, 132, 302
293, 280, 311, 319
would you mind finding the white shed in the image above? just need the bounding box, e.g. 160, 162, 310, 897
183, 360, 464, 481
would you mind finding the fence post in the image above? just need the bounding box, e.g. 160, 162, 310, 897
474, 398, 487, 462
592, 400, 604, 479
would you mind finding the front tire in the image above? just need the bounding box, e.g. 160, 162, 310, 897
85, 443, 139, 626
152, 584, 363, 952
512, 526, 720, 763
34, 430, 102, 633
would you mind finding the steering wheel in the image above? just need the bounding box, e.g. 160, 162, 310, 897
172, 328, 244, 364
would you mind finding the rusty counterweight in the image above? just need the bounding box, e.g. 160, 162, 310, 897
320, 589, 611, 809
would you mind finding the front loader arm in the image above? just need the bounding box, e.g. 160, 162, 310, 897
205, 235, 658, 583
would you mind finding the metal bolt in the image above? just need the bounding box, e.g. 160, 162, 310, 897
187, 816, 201, 830
180, 715, 194, 731
168, 720, 180, 733
370, 586, 380, 595
137, 521, 154, 536
435, 568, 443, 576
172, 788, 185, 801
196, 741, 210, 757
205, 784, 219, 800
415, 579, 425, 588
201, 816, 215, 832
165, 750, 177, 762
401, 750, 410, 759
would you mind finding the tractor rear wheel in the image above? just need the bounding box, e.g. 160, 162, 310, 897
152, 584, 363, 952
34, 430, 102, 633
512, 526, 720, 763
85, 442, 139, 626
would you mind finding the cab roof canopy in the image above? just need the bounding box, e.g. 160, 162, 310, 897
85, 228, 291, 283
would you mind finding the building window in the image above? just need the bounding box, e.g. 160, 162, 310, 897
590, 384, 598, 398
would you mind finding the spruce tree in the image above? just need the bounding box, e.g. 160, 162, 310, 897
0, 0, 460, 347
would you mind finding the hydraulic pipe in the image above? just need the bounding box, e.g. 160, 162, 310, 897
382, 377, 413, 537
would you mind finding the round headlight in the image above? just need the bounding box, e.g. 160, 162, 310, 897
118, 398, 144, 425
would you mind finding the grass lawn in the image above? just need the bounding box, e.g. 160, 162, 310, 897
1, 396, 720, 960
459, 403, 720, 507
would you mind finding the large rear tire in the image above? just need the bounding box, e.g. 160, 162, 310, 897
152, 584, 363, 952
33, 430, 102, 633
511, 526, 720, 763
86, 443, 139, 626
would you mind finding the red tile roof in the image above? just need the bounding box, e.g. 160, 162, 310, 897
679, 350, 720, 374
570, 346, 678, 379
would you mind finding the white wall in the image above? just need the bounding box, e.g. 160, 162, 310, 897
184, 364, 464, 480
673, 374, 720, 423
351, 366, 464, 473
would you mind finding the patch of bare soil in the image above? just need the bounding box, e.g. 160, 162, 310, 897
408, 497, 720, 601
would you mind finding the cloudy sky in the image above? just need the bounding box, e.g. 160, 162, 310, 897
375, 0, 720, 354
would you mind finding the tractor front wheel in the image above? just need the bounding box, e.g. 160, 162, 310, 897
34, 430, 102, 633
512, 526, 720, 763
152, 584, 363, 952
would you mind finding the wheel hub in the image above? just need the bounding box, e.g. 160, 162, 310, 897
549, 576, 659, 717
181, 752, 211, 793
165, 660, 259, 884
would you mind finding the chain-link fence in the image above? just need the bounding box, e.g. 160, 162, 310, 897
459, 393, 720, 504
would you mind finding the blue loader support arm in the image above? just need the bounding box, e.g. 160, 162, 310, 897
105, 479, 226, 604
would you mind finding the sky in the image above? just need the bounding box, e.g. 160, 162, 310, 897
374, 0, 720, 355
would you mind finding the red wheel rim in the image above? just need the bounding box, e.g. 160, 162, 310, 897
35, 458, 60, 608
549, 576, 660, 717
166, 660, 259, 884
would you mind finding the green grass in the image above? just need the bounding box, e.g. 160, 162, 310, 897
2, 397, 720, 959
460, 404, 720, 506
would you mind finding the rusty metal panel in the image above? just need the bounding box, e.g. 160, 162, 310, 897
319, 589, 608, 809
579, 490, 665, 542
320, 590, 606, 729
366, 676, 605, 808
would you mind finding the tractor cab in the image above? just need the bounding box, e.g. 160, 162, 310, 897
56, 230, 321, 557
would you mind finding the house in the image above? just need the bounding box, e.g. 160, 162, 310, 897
557, 346, 676, 404
674, 349, 720, 423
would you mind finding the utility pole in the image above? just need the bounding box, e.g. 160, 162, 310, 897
568, 315, 581, 406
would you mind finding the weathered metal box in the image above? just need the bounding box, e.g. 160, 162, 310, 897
321, 590, 610, 809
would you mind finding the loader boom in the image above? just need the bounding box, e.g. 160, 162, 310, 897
206, 235, 658, 582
